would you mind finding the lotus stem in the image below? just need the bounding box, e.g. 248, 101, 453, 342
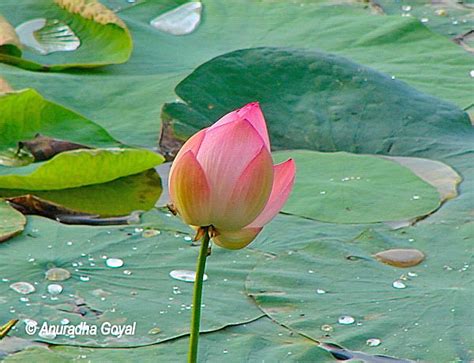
188, 227, 210, 363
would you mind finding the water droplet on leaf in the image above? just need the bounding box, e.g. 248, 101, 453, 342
338, 315, 355, 325
10, 282, 35, 294
148, 327, 161, 335
321, 324, 334, 332
169, 270, 208, 282
366, 338, 381, 347
47, 284, 63, 295
106, 258, 124, 268
150, 1, 202, 36
392, 280, 406, 289
45, 268, 71, 281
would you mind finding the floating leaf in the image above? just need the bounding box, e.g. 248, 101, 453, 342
4, 317, 334, 362
0, 148, 164, 190
0, 216, 263, 346
163, 47, 471, 159
0, 89, 119, 153
0, 200, 26, 242
0, 169, 162, 218
0, 0, 132, 70
372, 0, 474, 40
1, 1, 472, 147
247, 223, 474, 362
382, 156, 462, 202
272, 150, 440, 224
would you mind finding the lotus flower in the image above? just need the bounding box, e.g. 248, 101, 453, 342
169, 102, 295, 249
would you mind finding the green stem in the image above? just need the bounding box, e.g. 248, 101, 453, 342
188, 228, 210, 363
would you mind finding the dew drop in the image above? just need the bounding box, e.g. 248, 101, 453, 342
407, 272, 418, 277
61, 318, 70, 325
169, 270, 208, 283
374, 248, 425, 267
148, 327, 161, 335
150, 1, 202, 35
16, 18, 80, 55
79, 276, 90, 282
470, 70, 474, 78
316, 289, 326, 294
366, 338, 381, 347
123, 270, 132, 276
45, 268, 71, 281
420, 18, 429, 23
338, 315, 355, 325
184, 236, 192, 242
39, 331, 56, 340
20, 297, 29, 302
223, 349, 228, 354
412, 195, 420, 200
392, 280, 406, 289
106, 258, 124, 268
401, 5, 412, 11
321, 324, 333, 332
47, 284, 63, 295
10, 282, 35, 295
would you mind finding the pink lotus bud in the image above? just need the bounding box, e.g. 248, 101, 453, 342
169, 102, 295, 249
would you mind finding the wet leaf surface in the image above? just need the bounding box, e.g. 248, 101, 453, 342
0, 169, 162, 219
0, 148, 164, 190
1, 1, 472, 147
0, 214, 263, 347
272, 150, 440, 224
246, 223, 473, 362
4, 317, 334, 362
0, 0, 132, 69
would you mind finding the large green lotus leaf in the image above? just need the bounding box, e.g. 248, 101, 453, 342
246, 222, 474, 362
0, 169, 162, 217
0, 215, 263, 347
270, 150, 440, 223
0, 1, 472, 147
249, 213, 372, 255
372, 0, 474, 40
0, 200, 26, 242
0, 89, 118, 152
0, 0, 132, 70
0, 148, 164, 190
4, 317, 334, 362
163, 47, 472, 157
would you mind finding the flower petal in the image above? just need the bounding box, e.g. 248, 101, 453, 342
196, 118, 268, 224
173, 129, 206, 165
237, 102, 270, 151
249, 159, 296, 228
212, 145, 273, 230
213, 227, 263, 250
169, 150, 211, 226
209, 102, 270, 151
